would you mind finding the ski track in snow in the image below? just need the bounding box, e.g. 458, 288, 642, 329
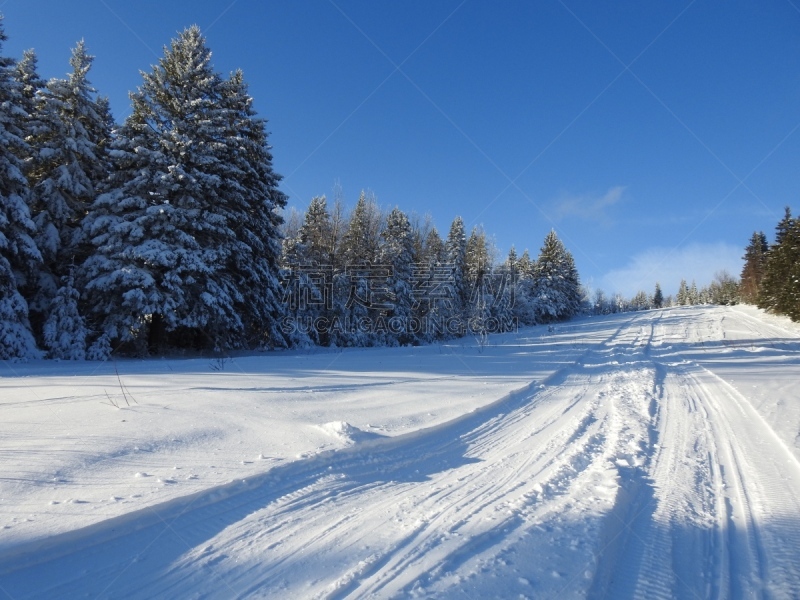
1, 307, 800, 598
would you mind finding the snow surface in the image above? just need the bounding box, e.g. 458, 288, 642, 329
1, 305, 800, 598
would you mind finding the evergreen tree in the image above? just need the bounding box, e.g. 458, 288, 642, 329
517, 249, 533, 277
689, 280, 699, 305
27, 41, 110, 326
464, 226, 493, 333
740, 231, 769, 304
43, 272, 87, 360
82, 27, 287, 353
12, 48, 45, 143
631, 290, 649, 310
380, 207, 416, 345
328, 195, 347, 272
86, 331, 111, 361
531, 230, 581, 322
653, 282, 664, 309
491, 246, 519, 331
330, 192, 382, 346
0, 19, 41, 359
505, 246, 518, 276
759, 208, 800, 320
444, 216, 468, 326
340, 191, 381, 267
513, 249, 537, 325
280, 197, 333, 345
593, 288, 609, 315
707, 271, 739, 306
216, 69, 289, 347
421, 227, 446, 265
413, 226, 447, 342
465, 226, 490, 293
290, 196, 333, 267
677, 279, 689, 305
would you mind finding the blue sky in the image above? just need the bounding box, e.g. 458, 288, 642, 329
3, 1, 799, 297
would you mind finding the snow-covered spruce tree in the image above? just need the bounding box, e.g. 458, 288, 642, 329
513, 249, 537, 326
759, 208, 800, 320
27, 41, 111, 336
12, 49, 45, 141
294, 196, 333, 266
464, 226, 493, 337
380, 207, 417, 345
0, 19, 42, 359
82, 27, 287, 353
340, 191, 381, 267
43, 272, 87, 360
282, 196, 334, 346
653, 282, 664, 309
630, 290, 649, 311
740, 231, 768, 305
412, 226, 447, 342
421, 226, 446, 266
216, 69, 288, 348
707, 271, 739, 306
490, 248, 517, 333
328, 192, 384, 347
465, 226, 490, 299
531, 230, 581, 323
443, 216, 468, 331
676, 279, 689, 306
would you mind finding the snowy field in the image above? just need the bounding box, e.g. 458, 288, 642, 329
1, 305, 800, 599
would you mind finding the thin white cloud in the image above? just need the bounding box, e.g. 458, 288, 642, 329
551, 185, 626, 225
601, 241, 743, 298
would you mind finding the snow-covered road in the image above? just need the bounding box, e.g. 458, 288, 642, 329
1, 307, 799, 598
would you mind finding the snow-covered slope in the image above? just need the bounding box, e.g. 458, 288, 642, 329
1, 306, 799, 598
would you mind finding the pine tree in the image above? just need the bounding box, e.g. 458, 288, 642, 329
532, 230, 581, 322
216, 69, 289, 347
27, 41, 110, 328
788, 215, 800, 320
653, 282, 664, 309
421, 227, 445, 265
413, 226, 447, 342
631, 290, 649, 310
341, 191, 381, 267
740, 231, 768, 304
86, 331, 111, 361
464, 227, 493, 335
505, 246, 518, 275
293, 196, 333, 266
465, 227, 490, 294
513, 249, 537, 325
82, 27, 287, 353
707, 271, 739, 306
689, 280, 699, 305
444, 216, 468, 326
496, 246, 519, 323
759, 208, 800, 320
329, 192, 384, 346
12, 49, 45, 143
0, 19, 42, 359
283, 196, 335, 346
43, 272, 87, 360
380, 207, 416, 345
677, 279, 689, 305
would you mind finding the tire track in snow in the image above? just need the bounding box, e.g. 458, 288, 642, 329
588, 309, 800, 600
680, 362, 800, 599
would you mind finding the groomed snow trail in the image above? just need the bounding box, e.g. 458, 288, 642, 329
2, 308, 799, 599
